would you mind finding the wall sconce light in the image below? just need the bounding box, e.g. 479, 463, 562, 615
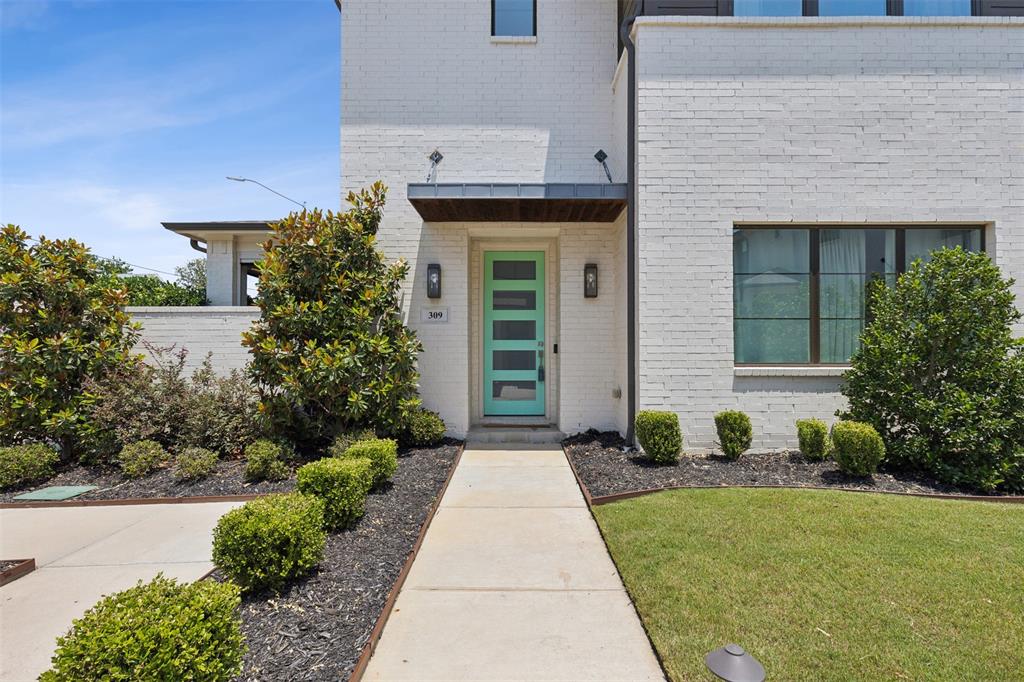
584, 263, 598, 298
427, 263, 442, 298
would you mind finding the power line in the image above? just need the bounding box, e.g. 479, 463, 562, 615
22, 235, 180, 278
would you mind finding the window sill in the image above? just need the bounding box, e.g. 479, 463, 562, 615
734, 366, 848, 378
490, 35, 537, 44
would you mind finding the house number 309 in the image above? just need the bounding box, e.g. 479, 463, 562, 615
421, 308, 449, 323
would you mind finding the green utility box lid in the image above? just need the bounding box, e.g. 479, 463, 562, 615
13, 485, 98, 501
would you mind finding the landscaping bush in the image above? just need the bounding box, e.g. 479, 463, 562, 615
118, 440, 166, 479
88, 344, 260, 459
327, 427, 377, 457
296, 457, 374, 529
714, 410, 752, 460
339, 437, 398, 486
242, 186, 422, 448
831, 421, 885, 476
174, 446, 218, 482
0, 443, 59, 490
635, 410, 682, 464
41, 574, 243, 682
796, 418, 831, 461
842, 248, 1024, 492
243, 439, 292, 482
400, 408, 446, 447
0, 225, 140, 460
212, 493, 326, 593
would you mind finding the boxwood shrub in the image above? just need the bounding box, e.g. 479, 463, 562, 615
400, 408, 446, 447
796, 418, 830, 461
212, 493, 326, 593
41, 574, 244, 681
296, 457, 374, 529
635, 410, 682, 464
714, 410, 752, 460
327, 428, 377, 458
174, 446, 218, 481
339, 438, 398, 487
118, 440, 166, 479
832, 421, 885, 476
0, 443, 59, 490
243, 439, 292, 482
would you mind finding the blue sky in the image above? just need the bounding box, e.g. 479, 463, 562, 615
1, 0, 339, 278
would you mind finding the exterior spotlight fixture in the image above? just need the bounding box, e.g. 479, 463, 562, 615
584, 263, 598, 298
426, 149, 444, 183
594, 149, 613, 183
427, 263, 442, 298
704, 644, 765, 682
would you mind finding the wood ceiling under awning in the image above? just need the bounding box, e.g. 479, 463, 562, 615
407, 183, 627, 223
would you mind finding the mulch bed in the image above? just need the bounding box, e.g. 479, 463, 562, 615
0, 459, 295, 503
212, 440, 461, 681
564, 430, 1013, 500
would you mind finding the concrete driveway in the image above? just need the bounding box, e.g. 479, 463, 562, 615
0, 500, 242, 681
364, 446, 664, 681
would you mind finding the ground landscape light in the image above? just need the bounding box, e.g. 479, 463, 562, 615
704, 643, 766, 682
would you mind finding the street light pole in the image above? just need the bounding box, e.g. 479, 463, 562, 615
225, 176, 306, 209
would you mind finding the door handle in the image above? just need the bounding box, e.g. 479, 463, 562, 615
537, 348, 545, 383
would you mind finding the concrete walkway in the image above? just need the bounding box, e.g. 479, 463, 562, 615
364, 446, 664, 681
0, 501, 242, 681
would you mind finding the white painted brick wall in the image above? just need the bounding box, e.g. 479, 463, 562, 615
635, 17, 1024, 449
341, 1, 621, 436
559, 221, 626, 433
129, 307, 258, 375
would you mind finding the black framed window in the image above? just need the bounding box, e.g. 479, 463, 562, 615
707, 0, 1018, 14
733, 226, 984, 365
492, 0, 536, 37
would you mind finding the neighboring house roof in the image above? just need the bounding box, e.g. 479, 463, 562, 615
162, 221, 273, 243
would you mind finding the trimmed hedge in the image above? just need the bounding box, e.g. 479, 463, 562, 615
339, 438, 398, 487
400, 408, 446, 447
635, 410, 682, 464
174, 446, 218, 481
0, 443, 59, 490
244, 439, 292, 482
328, 428, 377, 457
296, 457, 374, 529
118, 440, 166, 479
714, 410, 752, 460
796, 419, 830, 461
832, 421, 885, 476
212, 493, 326, 593
41, 574, 244, 681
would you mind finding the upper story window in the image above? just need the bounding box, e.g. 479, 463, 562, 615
492, 0, 536, 37
733, 226, 983, 365
903, 0, 972, 14
734, 0, 803, 15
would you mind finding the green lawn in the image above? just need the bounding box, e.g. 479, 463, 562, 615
593, 489, 1024, 681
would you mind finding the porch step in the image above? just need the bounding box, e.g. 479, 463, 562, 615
466, 425, 566, 445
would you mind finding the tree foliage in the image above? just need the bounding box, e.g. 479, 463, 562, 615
0, 225, 140, 458
242, 184, 422, 447
842, 248, 1024, 492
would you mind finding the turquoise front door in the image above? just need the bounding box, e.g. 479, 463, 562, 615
483, 251, 545, 416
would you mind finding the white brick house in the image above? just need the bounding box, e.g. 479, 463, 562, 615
165, 0, 1023, 448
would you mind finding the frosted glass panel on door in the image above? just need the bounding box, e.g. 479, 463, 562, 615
492, 381, 537, 401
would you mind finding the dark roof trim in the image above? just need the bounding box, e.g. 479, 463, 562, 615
407, 183, 628, 223
162, 221, 273, 232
